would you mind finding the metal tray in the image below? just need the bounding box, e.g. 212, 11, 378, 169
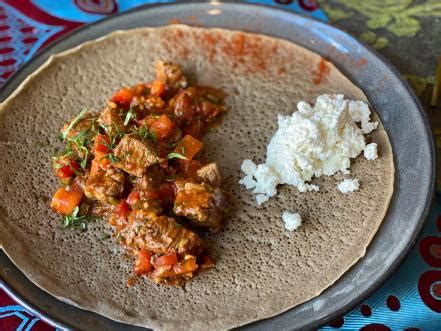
0, 2, 435, 330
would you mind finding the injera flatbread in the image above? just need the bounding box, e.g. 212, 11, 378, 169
0, 25, 394, 330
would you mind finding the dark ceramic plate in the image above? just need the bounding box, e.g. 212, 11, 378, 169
0, 2, 434, 330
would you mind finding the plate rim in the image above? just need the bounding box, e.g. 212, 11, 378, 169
0, 1, 435, 330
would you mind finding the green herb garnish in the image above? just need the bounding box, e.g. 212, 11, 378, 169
105, 153, 120, 163
99, 123, 124, 148
62, 206, 100, 231
124, 110, 134, 126
80, 149, 89, 169
131, 126, 157, 143
62, 121, 97, 169
61, 109, 87, 140
167, 152, 186, 160
149, 131, 157, 143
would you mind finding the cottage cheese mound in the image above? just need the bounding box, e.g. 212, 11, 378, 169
282, 212, 302, 231
337, 178, 360, 194
239, 94, 378, 205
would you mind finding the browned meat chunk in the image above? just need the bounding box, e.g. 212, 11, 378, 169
155, 61, 187, 89
84, 167, 125, 202
173, 180, 225, 230
61, 112, 97, 159
133, 166, 166, 191
197, 163, 222, 187
113, 135, 164, 177
97, 103, 128, 136
120, 215, 202, 255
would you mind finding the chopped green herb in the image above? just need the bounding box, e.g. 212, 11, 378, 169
80, 149, 89, 169
99, 123, 124, 148
63, 122, 97, 169
124, 110, 133, 126
105, 153, 120, 163
132, 126, 156, 143
149, 131, 157, 143
167, 152, 186, 160
165, 175, 177, 182
62, 206, 100, 231
98, 123, 109, 134
136, 127, 149, 139
61, 109, 87, 140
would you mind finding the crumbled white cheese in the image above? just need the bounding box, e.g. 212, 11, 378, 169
239, 94, 378, 204
364, 143, 378, 160
256, 194, 270, 205
306, 184, 320, 192
282, 212, 302, 231
337, 178, 360, 194
349, 100, 378, 134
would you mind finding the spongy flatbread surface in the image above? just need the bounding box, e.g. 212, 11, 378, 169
0, 25, 394, 330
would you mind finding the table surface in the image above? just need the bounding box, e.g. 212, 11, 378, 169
0, 1, 440, 330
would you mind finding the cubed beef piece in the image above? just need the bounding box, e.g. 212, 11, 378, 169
84, 167, 125, 202
113, 135, 164, 177
173, 180, 225, 230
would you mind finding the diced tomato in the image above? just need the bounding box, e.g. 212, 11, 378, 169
154, 253, 178, 266
134, 249, 153, 276
89, 153, 110, 177
56, 159, 80, 179
95, 151, 111, 167
150, 80, 165, 97
158, 183, 176, 201
126, 190, 141, 206
149, 114, 175, 140
173, 256, 198, 275
94, 134, 110, 154
174, 135, 203, 161
111, 87, 135, 109
117, 200, 131, 220
50, 187, 83, 215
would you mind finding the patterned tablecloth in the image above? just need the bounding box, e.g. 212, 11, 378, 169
0, 1, 440, 330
